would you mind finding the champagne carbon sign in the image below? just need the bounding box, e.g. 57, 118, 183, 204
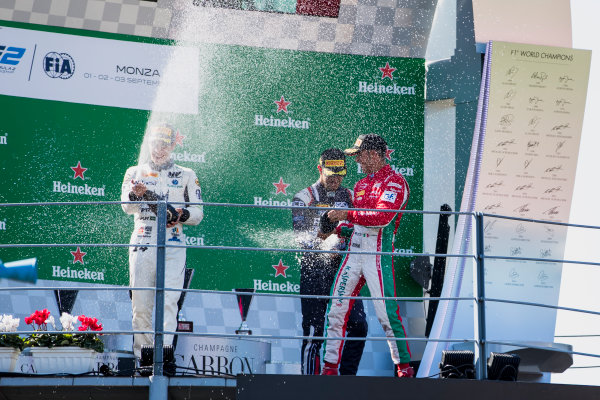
175, 336, 271, 375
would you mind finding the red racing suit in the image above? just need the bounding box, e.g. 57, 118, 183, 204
323, 164, 411, 365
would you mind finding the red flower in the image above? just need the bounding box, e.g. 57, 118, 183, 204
77, 315, 103, 332
91, 321, 103, 332
25, 309, 51, 330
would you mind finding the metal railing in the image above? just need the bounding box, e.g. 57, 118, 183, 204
1, 200, 600, 384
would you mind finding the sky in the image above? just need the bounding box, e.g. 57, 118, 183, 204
552, 0, 600, 385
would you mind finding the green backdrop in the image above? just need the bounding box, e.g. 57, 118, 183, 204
0, 21, 425, 297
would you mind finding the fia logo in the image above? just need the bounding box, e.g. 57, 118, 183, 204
43, 52, 75, 79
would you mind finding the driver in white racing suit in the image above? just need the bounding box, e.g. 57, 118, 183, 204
121, 123, 204, 359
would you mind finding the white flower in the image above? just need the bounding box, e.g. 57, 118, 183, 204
59, 313, 79, 331
46, 315, 56, 330
0, 314, 20, 332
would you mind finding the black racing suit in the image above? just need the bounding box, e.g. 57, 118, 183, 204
292, 181, 368, 375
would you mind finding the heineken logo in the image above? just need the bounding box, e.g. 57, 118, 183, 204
71, 247, 87, 264
274, 96, 291, 113
185, 235, 205, 246
0, 133, 6, 145
52, 265, 105, 282
358, 82, 416, 95
272, 259, 289, 278
358, 62, 417, 95
169, 129, 206, 162
357, 164, 415, 177
171, 151, 206, 163
390, 165, 414, 176
53, 181, 106, 196
175, 130, 185, 146
254, 197, 293, 207
272, 177, 290, 195
0, 219, 5, 231
53, 161, 106, 197
254, 96, 310, 130
385, 148, 395, 161
51, 247, 105, 282
71, 161, 87, 180
253, 279, 299, 293
254, 115, 310, 129
379, 62, 396, 80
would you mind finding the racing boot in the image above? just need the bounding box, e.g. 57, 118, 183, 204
321, 362, 339, 376
395, 363, 415, 378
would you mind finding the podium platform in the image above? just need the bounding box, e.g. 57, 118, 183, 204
1, 374, 600, 400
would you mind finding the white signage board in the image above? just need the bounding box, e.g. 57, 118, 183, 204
174, 336, 271, 375
0, 26, 198, 114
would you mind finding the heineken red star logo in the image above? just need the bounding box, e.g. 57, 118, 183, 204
386, 148, 395, 161
175, 130, 185, 146
274, 96, 291, 113
272, 259, 289, 278
70, 161, 87, 180
71, 247, 87, 265
273, 177, 290, 195
379, 62, 396, 80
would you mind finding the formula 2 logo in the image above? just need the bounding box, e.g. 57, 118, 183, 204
0, 45, 26, 74
0, 46, 26, 65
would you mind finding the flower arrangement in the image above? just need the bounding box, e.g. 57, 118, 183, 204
24, 309, 104, 353
0, 314, 24, 350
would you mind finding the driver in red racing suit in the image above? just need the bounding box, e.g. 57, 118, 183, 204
321, 134, 414, 378
292, 148, 367, 375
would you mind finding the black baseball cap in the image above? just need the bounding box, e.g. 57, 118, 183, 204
319, 148, 347, 176
344, 134, 387, 156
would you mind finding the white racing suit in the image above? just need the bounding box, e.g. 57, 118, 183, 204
121, 160, 203, 358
